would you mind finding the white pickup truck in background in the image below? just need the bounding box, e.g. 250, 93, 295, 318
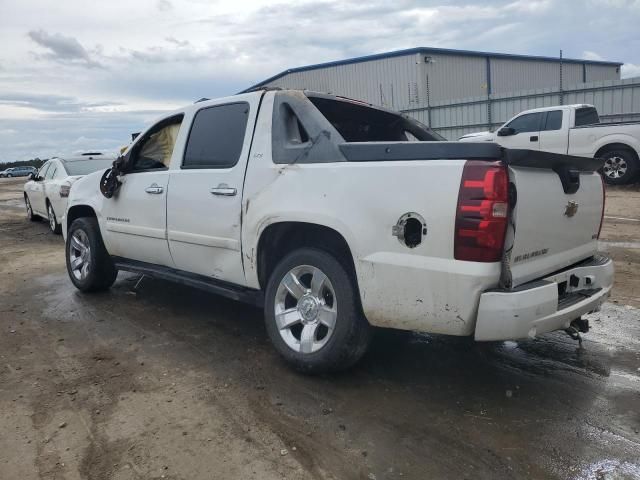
459, 104, 640, 185
62, 90, 613, 373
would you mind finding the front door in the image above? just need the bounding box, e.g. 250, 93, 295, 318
100, 116, 184, 267
28, 161, 51, 215
167, 95, 260, 286
498, 111, 542, 150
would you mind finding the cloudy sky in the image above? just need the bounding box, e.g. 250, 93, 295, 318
1, 0, 639, 162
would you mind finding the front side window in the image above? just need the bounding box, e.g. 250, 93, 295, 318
131, 116, 183, 171
46, 163, 57, 180
38, 162, 50, 179
183, 103, 249, 169
506, 112, 542, 134
543, 111, 563, 131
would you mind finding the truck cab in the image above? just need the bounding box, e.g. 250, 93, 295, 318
460, 104, 640, 184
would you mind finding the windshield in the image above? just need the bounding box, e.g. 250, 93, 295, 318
62, 159, 114, 176
308, 96, 445, 142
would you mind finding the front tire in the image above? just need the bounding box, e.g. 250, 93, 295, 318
264, 248, 371, 374
66, 217, 117, 292
47, 202, 62, 234
24, 195, 39, 221
601, 149, 639, 185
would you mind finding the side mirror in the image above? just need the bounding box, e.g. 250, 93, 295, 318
497, 127, 516, 137
28, 173, 36, 180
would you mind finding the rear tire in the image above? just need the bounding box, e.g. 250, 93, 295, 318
600, 149, 639, 185
66, 217, 117, 292
264, 248, 371, 374
47, 202, 62, 234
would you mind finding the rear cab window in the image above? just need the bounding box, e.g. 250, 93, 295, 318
543, 110, 563, 131
574, 107, 600, 127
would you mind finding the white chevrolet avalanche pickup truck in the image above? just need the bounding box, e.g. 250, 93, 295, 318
62, 90, 613, 373
459, 104, 640, 185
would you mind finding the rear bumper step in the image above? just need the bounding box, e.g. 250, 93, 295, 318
474, 255, 614, 341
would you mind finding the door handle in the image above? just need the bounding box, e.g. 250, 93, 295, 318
530, 135, 539, 141
145, 184, 164, 194
210, 185, 237, 196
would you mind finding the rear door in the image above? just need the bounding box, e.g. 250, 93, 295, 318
504, 156, 603, 287
499, 112, 542, 150
538, 110, 568, 154
167, 95, 260, 286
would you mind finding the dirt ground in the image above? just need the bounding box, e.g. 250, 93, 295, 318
1, 177, 639, 480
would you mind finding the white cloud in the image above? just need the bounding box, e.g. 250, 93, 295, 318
583, 50, 605, 61
621, 63, 640, 79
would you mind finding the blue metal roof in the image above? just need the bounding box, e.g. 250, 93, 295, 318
241, 46, 623, 93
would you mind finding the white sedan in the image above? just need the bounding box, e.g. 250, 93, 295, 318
24, 154, 114, 234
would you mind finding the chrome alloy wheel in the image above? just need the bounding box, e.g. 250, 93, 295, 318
274, 265, 337, 354
69, 230, 91, 281
603, 155, 628, 179
48, 204, 56, 231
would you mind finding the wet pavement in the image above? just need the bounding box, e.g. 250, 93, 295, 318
1, 177, 639, 479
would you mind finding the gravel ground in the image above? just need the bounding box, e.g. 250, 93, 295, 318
1, 177, 639, 480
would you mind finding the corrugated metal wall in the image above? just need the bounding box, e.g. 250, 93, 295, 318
413, 77, 640, 140
259, 51, 630, 140
262, 52, 620, 109
267, 53, 421, 110
418, 54, 488, 104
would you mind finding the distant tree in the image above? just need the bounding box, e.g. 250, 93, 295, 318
0, 158, 47, 169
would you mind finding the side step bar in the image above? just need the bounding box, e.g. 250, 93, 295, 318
112, 257, 264, 307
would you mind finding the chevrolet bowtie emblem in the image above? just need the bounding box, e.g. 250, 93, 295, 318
564, 200, 579, 217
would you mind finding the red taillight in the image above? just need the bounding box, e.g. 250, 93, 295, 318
597, 174, 605, 239
454, 161, 509, 262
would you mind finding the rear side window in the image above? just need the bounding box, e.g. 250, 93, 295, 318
308, 96, 443, 142
575, 107, 600, 126
543, 111, 563, 131
505, 112, 542, 133
183, 103, 249, 169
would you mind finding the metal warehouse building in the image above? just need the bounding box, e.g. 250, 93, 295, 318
243, 47, 629, 139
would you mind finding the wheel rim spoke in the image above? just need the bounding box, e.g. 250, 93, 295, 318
70, 256, 83, 270
299, 324, 318, 354
71, 235, 85, 253
282, 271, 306, 299
310, 269, 327, 296
276, 308, 302, 330
317, 305, 337, 330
